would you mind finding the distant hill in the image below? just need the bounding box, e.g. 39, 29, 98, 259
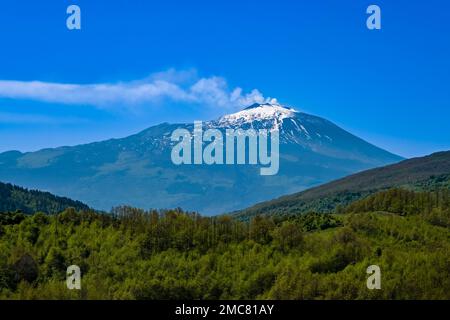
233, 151, 450, 219
0, 181, 90, 214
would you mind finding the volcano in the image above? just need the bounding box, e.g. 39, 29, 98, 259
0, 103, 402, 214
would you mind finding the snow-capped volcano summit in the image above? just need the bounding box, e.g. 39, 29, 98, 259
210, 103, 330, 145
215, 103, 297, 129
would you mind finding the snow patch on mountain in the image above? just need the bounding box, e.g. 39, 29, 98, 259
213, 103, 299, 131
200, 103, 325, 145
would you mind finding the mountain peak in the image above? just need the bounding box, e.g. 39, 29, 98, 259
243, 102, 294, 111
216, 102, 297, 128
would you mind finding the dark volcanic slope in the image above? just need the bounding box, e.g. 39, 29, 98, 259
234, 151, 450, 219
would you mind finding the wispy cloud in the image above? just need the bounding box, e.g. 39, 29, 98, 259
0, 69, 276, 111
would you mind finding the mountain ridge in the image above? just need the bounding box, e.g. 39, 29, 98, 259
0, 181, 91, 214
233, 150, 450, 219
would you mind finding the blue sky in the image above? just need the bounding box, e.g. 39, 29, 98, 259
0, 0, 449, 158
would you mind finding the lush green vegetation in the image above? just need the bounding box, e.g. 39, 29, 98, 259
0, 182, 90, 214
0, 188, 449, 300
345, 188, 450, 228
234, 151, 450, 219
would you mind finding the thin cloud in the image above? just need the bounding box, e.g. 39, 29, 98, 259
0, 69, 276, 110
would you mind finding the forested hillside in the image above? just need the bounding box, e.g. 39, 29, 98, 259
234, 151, 450, 219
0, 182, 90, 214
0, 188, 449, 300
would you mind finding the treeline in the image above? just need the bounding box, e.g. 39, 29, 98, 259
109, 207, 339, 253
345, 188, 450, 227
0, 182, 90, 214
0, 188, 449, 300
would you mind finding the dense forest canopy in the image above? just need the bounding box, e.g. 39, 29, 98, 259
234, 151, 450, 219
0, 187, 449, 300
0, 182, 90, 214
